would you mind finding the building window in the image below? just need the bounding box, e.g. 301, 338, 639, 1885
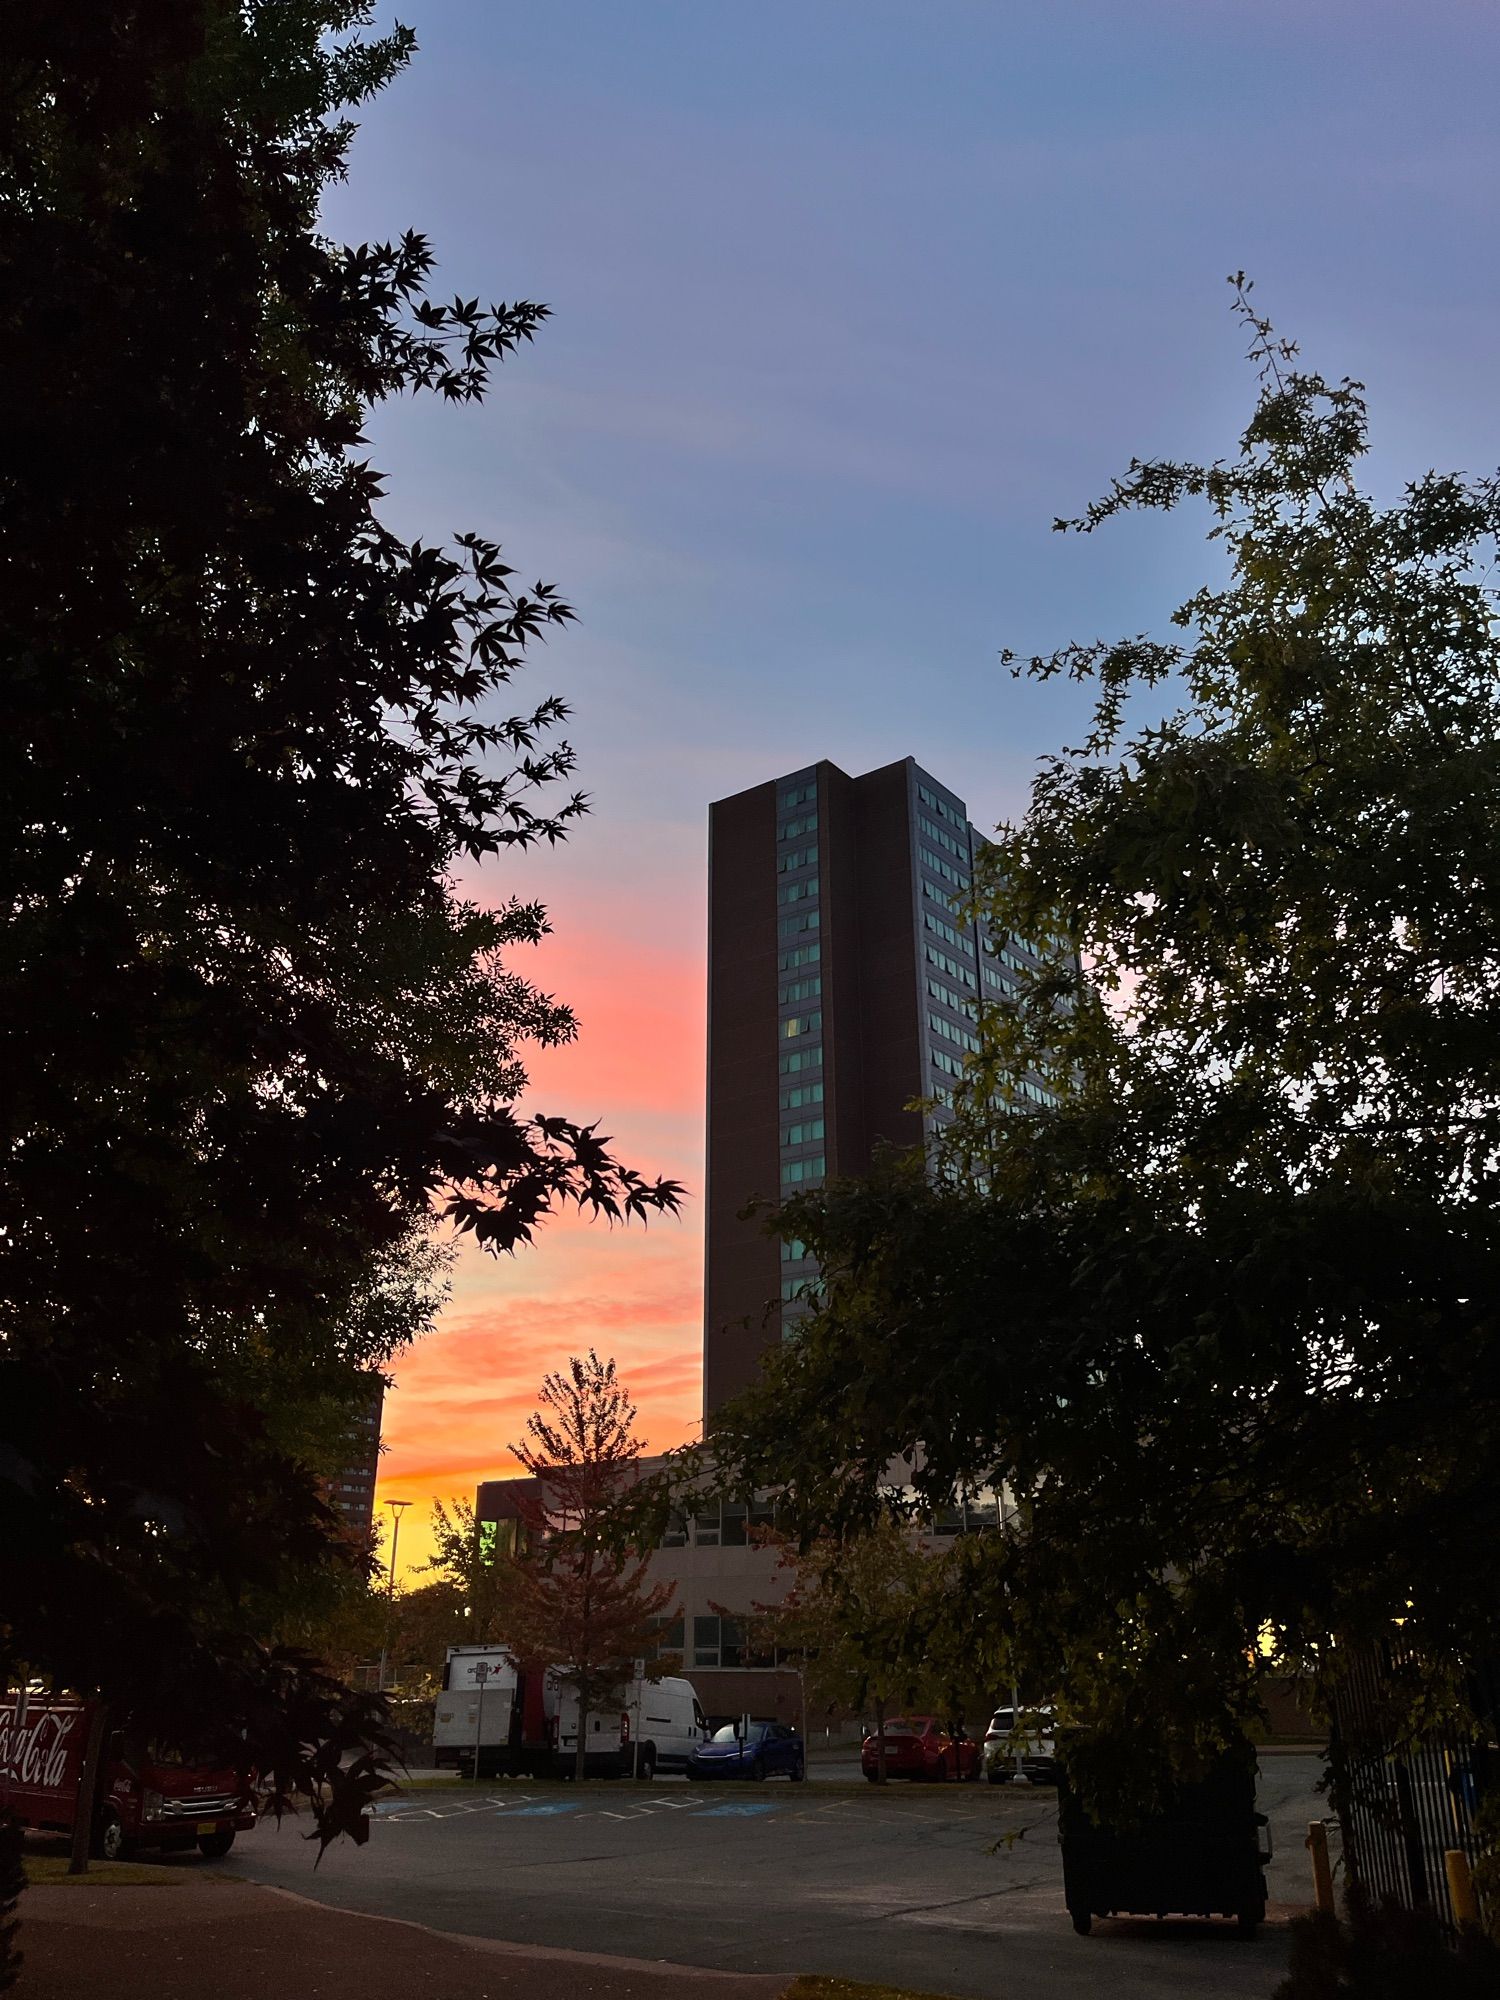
643, 1612, 685, 1663
924, 909, 974, 955
778, 876, 819, 906
778, 942, 821, 972
778, 782, 817, 813
920, 846, 971, 893
693, 1510, 721, 1548
781, 1155, 825, 1185
777, 844, 818, 873
692, 1614, 744, 1669
721, 1502, 748, 1548
926, 975, 972, 1016
779, 1080, 824, 1110
781, 1238, 812, 1261
778, 910, 820, 940
778, 812, 817, 841
777, 975, 822, 1006
778, 1045, 822, 1075
932, 1047, 966, 1079
781, 1012, 821, 1040
929, 1011, 982, 1055
781, 1118, 825, 1148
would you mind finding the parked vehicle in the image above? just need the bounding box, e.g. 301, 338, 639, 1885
432, 1648, 706, 1780
688, 1719, 805, 1782
983, 1706, 1059, 1786
0, 1693, 255, 1860
860, 1716, 980, 1783
1059, 1751, 1271, 1936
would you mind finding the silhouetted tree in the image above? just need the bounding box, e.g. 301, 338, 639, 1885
0, 0, 678, 1865
504, 1356, 676, 1779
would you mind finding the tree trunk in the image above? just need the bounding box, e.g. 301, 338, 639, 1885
68, 1704, 110, 1875
574, 1695, 589, 1783
874, 1695, 887, 1784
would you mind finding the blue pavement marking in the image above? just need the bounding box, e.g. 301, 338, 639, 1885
509, 1801, 582, 1816
695, 1802, 776, 1817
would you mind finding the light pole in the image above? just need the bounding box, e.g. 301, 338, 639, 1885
378, 1498, 411, 1694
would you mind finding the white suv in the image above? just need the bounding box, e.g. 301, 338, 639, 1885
982, 1706, 1059, 1785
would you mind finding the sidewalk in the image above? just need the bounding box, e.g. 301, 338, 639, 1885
16, 1879, 789, 2000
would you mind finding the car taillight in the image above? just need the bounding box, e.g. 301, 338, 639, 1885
620, 1712, 630, 1744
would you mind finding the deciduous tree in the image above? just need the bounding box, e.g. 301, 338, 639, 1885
0, 0, 678, 1858
709, 281, 1500, 1818
503, 1355, 676, 1779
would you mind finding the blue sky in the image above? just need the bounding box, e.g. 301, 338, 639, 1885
331, 0, 1500, 1535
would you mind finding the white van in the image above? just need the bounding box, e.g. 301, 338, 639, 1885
555, 1674, 706, 1780
434, 1650, 706, 1781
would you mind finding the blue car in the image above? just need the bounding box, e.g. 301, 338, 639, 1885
687, 1719, 805, 1782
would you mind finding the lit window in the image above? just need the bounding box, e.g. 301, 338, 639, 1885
781, 1012, 821, 1040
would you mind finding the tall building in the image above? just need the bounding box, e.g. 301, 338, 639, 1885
704, 756, 1054, 1419
330, 1373, 385, 1543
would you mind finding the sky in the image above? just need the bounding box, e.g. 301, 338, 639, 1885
324, 0, 1500, 1578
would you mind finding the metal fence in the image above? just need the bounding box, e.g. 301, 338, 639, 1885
1331, 1648, 1498, 1933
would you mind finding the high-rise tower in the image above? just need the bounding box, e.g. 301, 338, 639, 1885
703, 756, 1052, 1420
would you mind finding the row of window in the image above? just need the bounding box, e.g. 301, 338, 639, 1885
780, 780, 817, 813
778, 843, 817, 874
782, 1116, 824, 1147
779, 1079, 823, 1111
923, 908, 972, 955
779, 811, 817, 842
926, 974, 973, 1018
779, 941, 820, 973
779, 1045, 822, 1075
781, 1237, 812, 1261
932, 1046, 966, 1079
781, 1011, 820, 1040
779, 909, 820, 941
925, 942, 976, 992
778, 974, 821, 1006
930, 1011, 983, 1055
917, 781, 963, 828
981, 963, 1013, 995
661, 1497, 776, 1550
778, 875, 818, 906
781, 1155, 825, 1184
918, 812, 970, 863
920, 845, 971, 894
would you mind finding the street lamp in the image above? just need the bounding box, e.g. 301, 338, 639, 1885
378, 1498, 411, 1693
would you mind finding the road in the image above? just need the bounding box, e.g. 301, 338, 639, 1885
229, 1755, 1324, 2000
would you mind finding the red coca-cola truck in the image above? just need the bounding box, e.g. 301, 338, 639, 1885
0, 1693, 256, 1861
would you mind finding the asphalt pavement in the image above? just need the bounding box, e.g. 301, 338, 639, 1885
226, 1754, 1325, 2000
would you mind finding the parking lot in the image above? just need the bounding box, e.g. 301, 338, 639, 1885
228, 1754, 1324, 2000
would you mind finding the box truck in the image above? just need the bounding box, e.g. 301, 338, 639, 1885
432, 1647, 706, 1780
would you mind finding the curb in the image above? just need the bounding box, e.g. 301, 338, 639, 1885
257, 1883, 787, 1988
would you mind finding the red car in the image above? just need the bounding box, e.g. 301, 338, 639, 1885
861, 1716, 980, 1783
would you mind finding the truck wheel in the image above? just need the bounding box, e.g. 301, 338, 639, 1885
93, 1810, 131, 1863
1070, 1910, 1093, 1936
197, 1831, 236, 1860
931, 1757, 948, 1783
636, 1748, 657, 1782
791, 1758, 806, 1782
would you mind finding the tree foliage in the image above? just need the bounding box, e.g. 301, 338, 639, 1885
502, 1355, 676, 1779
747, 1518, 951, 1780
709, 281, 1500, 1811
0, 1, 678, 1849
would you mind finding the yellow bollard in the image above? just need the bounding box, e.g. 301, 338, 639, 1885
1445, 1849, 1480, 1929
1307, 1820, 1335, 1914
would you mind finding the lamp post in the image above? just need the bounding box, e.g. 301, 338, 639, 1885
378, 1498, 411, 1694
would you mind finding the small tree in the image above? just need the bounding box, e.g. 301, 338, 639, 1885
503, 1355, 675, 1779
424, 1498, 521, 1647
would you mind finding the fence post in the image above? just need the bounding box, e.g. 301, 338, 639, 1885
1307, 1821, 1336, 1914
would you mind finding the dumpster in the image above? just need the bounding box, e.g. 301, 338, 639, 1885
1058, 1754, 1271, 1936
